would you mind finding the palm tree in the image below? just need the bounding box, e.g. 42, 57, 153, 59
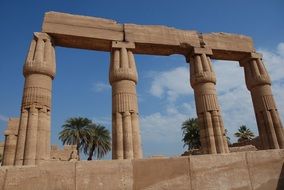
59, 117, 93, 160
83, 124, 111, 160
234, 125, 255, 143
181, 118, 201, 150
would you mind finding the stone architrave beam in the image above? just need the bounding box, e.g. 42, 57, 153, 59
42, 12, 255, 60
42, 12, 124, 51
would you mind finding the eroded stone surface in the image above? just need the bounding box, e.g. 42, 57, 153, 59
41, 11, 254, 59
3, 161, 75, 190
0, 150, 283, 190
76, 160, 132, 190
133, 157, 191, 190
246, 149, 284, 190
2, 118, 19, 166
190, 152, 252, 190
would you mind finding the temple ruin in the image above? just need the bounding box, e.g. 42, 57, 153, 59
0, 12, 283, 190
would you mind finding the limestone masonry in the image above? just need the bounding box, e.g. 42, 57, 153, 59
1, 11, 284, 190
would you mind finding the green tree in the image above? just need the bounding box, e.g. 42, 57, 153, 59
59, 117, 93, 159
84, 124, 111, 160
181, 118, 201, 150
234, 125, 255, 143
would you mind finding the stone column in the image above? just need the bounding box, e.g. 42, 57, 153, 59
240, 52, 284, 149
14, 32, 56, 165
109, 41, 143, 160
187, 47, 229, 154
2, 118, 19, 166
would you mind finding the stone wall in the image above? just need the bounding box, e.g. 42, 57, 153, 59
231, 136, 262, 149
0, 149, 283, 190
50, 145, 77, 161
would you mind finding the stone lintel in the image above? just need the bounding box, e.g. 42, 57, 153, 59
42, 11, 124, 51
42, 11, 256, 61
112, 41, 135, 49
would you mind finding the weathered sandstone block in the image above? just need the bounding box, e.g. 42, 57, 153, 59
133, 157, 191, 190
3, 161, 76, 190
246, 149, 284, 190
42, 12, 123, 51
76, 160, 132, 190
190, 152, 252, 190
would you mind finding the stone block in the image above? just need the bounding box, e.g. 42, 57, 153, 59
190, 152, 252, 190
124, 23, 200, 55
203, 32, 255, 60
246, 149, 284, 190
4, 161, 75, 190
41, 11, 256, 60
76, 160, 132, 190
133, 157, 191, 190
0, 167, 7, 189
42, 12, 124, 51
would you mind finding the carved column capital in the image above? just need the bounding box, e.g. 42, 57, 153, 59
186, 47, 216, 87
240, 52, 271, 90
109, 41, 138, 84
23, 32, 56, 79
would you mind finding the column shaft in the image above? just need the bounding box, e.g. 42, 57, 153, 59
2, 135, 17, 165
14, 109, 28, 165
23, 106, 38, 165
188, 48, 229, 154
109, 41, 142, 159
123, 112, 133, 159
198, 114, 208, 154
131, 113, 143, 158
212, 111, 225, 153
115, 112, 124, 159
45, 111, 51, 159
112, 113, 117, 159
13, 32, 56, 166
36, 108, 46, 164
241, 55, 284, 149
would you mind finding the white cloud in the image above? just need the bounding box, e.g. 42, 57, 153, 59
142, 42, 284, 150
140, 103, 196, 156
259, 42, 284, 82
92, 82, 110, 92
149, 67, 192, 101
92, 116, 111, 127
0, 114, 8, 122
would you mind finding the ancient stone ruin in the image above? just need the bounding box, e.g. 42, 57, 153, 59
1, 12, 283, 190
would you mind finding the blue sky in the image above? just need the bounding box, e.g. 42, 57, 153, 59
0, 0, 284, 158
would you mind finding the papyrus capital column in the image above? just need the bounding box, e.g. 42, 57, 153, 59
2, 118, 19, 166
14, 32, 56, 165
186, 47, 229, 154
109, 41, 142, 159
240, 52, 284, 149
